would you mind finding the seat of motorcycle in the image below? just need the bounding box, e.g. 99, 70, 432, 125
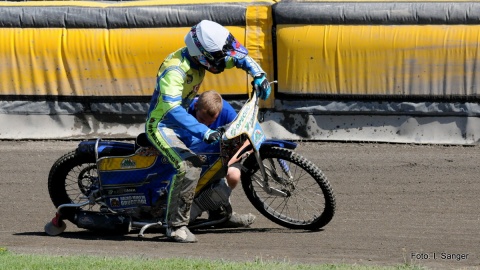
135, 133, 153, 148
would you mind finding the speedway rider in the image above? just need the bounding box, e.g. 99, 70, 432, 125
145, 20, 271, 243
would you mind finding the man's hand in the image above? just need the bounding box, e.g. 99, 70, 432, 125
203, 129, 221, 144
253, 74, 271, 100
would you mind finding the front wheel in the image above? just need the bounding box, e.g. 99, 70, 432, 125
241, 147, 335, 230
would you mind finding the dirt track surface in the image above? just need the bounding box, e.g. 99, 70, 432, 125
1, 140, 479, 269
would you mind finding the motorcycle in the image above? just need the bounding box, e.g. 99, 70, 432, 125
44, 83, 336, 237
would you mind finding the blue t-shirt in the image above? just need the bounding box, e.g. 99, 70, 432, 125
187, 98, 237, 129
185, 98, 237, 154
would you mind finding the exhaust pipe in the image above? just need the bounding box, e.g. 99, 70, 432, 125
75, 211, 132, 234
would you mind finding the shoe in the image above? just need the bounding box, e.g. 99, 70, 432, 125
217, 212, 256, 228
166, 226, 197, 243
226, 212, 256, 227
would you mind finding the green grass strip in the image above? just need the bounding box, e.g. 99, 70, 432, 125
0, 247, 424, 270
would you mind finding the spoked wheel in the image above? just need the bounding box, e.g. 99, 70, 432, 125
48, 151, 99, 223
77, 165, 98, 196
241, 146, 335, 230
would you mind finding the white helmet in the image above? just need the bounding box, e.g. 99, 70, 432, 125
185, 20, 248, 73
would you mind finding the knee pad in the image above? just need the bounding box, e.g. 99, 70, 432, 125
183, 160, 202, 183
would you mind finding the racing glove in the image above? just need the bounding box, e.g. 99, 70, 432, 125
253, 74, 271, 100
203, 129, 221, 144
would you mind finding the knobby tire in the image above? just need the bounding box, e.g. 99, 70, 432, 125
241, 146, 335, 230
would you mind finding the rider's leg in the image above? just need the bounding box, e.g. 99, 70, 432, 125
225, 164, 241, 189
166, 157, 202, 242
208, 163, 256, 228
147, 126, 202, 243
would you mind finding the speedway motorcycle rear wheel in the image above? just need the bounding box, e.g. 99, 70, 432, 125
48, 151, 98, 223
241, 146, 336, 230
